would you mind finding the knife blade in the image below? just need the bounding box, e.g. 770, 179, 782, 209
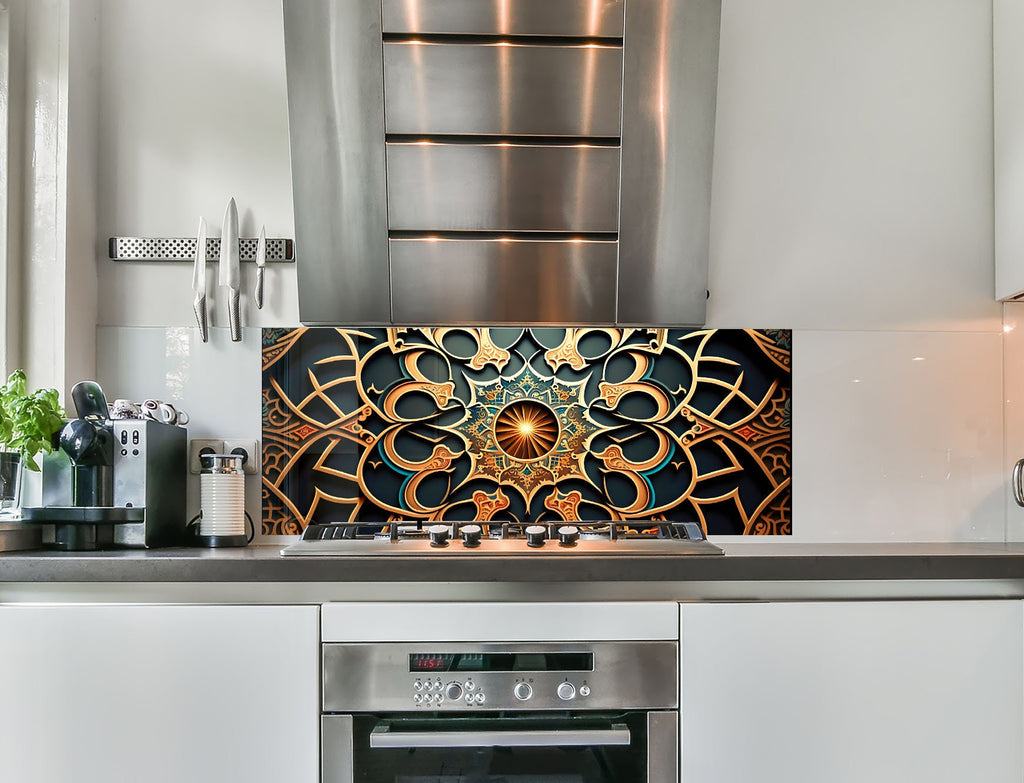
219, 197, 241, 342
254, 224, 266, 310
192, 217, 208, 342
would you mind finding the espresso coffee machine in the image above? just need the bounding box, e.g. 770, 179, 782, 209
22, 381, 187, 550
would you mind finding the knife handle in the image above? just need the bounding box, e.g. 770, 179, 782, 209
193, 294, 209, 343
254, 267, 265, 310
229, 289, 241, 342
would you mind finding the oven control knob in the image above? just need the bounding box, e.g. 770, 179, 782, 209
557, 682, 576, 701
445, 682, 464, 701
525, 525, 547, 547
579, 685, 591, 697
461, 524, 482, 548
428, 524, 450, 547
514, 682, 533, 701
557, 525, 579, 546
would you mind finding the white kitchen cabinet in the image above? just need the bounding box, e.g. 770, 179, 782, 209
996, 0, 1024, 299
679, 601, 1023, 783
0, 604, 319, 783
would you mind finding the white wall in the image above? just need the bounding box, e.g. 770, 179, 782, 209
995, 1, 1024, 542
96, 0, 296, 328
92, 0, 1004, 542
708, 0, 1002, 542
95, 0, 294, 531
1003, 302, 1024, 541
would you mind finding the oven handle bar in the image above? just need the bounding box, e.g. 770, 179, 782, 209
369, 723, 631, 748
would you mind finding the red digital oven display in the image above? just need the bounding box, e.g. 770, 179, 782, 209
409, 654, 456, 672
408, 652, 592, 673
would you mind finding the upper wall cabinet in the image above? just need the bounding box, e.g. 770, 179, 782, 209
283, 0, 721, 326
996, 0, 1024, 300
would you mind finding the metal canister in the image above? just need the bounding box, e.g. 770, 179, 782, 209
198, 453, 247, 546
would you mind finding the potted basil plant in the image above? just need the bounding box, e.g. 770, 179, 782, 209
0, 370, 65, 515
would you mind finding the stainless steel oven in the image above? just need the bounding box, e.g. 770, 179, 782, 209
321, 641, 678, 782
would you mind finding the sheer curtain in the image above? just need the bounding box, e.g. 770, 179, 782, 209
0, 1, 13, 379
0, 0, 100, 402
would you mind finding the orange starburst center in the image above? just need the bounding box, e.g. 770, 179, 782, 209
494, 400, 559, 461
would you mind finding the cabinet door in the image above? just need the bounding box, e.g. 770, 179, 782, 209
680, 601, 1023, 783
0, 604, 319, 783
996, 0, 1024, 299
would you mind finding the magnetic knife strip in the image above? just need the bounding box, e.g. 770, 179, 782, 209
108, 237, 294, 263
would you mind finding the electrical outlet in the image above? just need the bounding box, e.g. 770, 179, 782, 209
223, 438, 260, 475
189, 439, 224, 474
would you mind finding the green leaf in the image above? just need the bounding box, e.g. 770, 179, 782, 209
0, 370, 65, 471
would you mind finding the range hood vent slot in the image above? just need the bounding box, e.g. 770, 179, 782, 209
380, 0, 627, 38
381, 33, 625, 46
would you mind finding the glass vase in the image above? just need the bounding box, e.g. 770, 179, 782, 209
0, 451, 23, 517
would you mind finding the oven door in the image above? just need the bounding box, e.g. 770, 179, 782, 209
323, 711, 677, 783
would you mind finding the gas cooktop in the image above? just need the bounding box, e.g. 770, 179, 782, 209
280, 520, 723, 557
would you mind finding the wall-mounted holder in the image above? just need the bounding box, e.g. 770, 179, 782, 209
108, 237, 294, 263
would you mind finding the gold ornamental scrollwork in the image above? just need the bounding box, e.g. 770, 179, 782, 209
261, 327, 792, 535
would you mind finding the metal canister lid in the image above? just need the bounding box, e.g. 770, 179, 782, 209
199, 453, 245, 475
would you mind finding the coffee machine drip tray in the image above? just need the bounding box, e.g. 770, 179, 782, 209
20, 506, 146, 551
21, 507, 145, 523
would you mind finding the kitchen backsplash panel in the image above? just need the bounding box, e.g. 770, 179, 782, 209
261, 327, 792, 535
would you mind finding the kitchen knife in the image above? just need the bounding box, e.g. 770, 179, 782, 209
254, 224, 266, 310
219, 197, 241, 342
192, 217, 209, 342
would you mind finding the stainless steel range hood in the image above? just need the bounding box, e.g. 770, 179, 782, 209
283, 0, 721, 326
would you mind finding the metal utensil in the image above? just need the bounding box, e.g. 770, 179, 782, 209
1013, 458, 1024, 507
192, 217, 208, 342
219, 197, 241, 341
254, 224, 266, 310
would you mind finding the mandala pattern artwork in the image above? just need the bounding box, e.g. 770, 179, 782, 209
262, 327, 792, 536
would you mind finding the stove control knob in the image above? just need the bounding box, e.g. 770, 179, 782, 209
525, 524, 547, 548
445, 682, 464, 701
514, 682, 533, 701
579, 685, 591, 697
557, 682, 576, 701
461, 524, 482, 548
428, 524, 450, 547
557, 525, 580, 547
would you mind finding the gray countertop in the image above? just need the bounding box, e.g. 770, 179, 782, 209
2, 542, 1024, 589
